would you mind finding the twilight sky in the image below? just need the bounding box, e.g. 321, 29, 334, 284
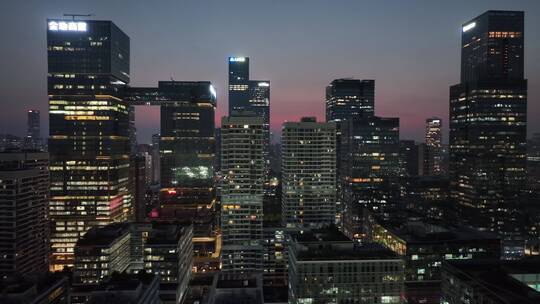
1, 0, 540, 143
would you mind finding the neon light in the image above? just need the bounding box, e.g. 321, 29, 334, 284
48, 21, 87, 32
229, 57, 246, 62
463, 22, 476, 32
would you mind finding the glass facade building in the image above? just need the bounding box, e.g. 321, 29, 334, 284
449, 11, 527, 235
47, 19, 132, 270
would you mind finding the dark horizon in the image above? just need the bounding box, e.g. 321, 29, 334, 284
1, 0, 540, 144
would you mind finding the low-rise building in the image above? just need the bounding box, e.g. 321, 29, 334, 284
441, 259, 540, 304
288, 227, 404, 304
367, 210, 500, 304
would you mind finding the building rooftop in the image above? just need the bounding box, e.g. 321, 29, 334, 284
444, 259, 540, 304
145, 222, 191, 245
76, 223, 130, 247
293, 226, 399, 261
0, 273, 68, 304
372, 209, 499, 244
208, 274, 264, 304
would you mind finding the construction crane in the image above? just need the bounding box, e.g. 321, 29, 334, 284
63, 13, 94, 20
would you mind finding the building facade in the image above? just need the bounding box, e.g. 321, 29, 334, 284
228, 57, 270, 179
0, 151, 49, 277
340, 116, 400, 240
449, 11, 527, 235
281, 117, 336, 228
288, 228, 404, 304
47, 19, 132, 269
220, 116, 265, 273
424, 117, 442, 176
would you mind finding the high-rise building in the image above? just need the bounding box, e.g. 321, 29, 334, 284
449, 11, 527, 235
339, 116, 400, 240
325, 79, 375, 122
281, 117, 336, 228
220, 116, 264, 273
399, 140, 420, 177
125, 81, 218, 272
47, 19, 132, 270
0, 151, 49, 277
424, 117, 442, 176
288, 227, 404, 304
26, 110, 41, 149
228, 57, 270, 180
151, 133, 160, 184
326, 78, 376, 228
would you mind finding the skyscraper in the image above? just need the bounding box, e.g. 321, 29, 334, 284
340, 116, 400, 240
124, 81, 218, 273
220, 115, 264, 273
47, 19, 132, 269
26, 110, 41, 149
325, 79, 375, 122
228, 57, 270, 179
0, 151, 50, 277
424, 117, 442, 176
449, 11, 527, 235
281, 117, 336, 228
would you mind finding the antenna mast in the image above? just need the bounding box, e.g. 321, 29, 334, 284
63, 13, 94, 20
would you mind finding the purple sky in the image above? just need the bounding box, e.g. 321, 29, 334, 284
1, 0, 540, 144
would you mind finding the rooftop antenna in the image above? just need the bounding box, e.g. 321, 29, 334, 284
170, 76, 175, 81
63, 13, 94, 21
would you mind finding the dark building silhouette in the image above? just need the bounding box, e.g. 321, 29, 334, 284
449, 11, 527, 237
0, 151, 50, 277
325, 79, 375, 121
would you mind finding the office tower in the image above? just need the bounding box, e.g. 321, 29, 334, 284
47, 19, 132, 270
339, 116, 400, 240
288, 227, 404, 304
26, 110, 41, 149
220, 116, 264, 273
157, 81, 216, 191
424, 117, 442, 176
0, 273, 70, 304
281, 117, 336, 228
0, 151, 49, 277
449, 11, 527, 235
73, 223, 131, 285
128, 81, 217, 272
143, 223, 193, 304
367, 209, 500, 304
325, 79, 375, 121
399, 140, 420, 177
441, 259, 540, 304
151, 133, 160, 184
228, 57, 270, 179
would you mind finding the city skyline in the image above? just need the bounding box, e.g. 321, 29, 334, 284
2, 0, 540, 143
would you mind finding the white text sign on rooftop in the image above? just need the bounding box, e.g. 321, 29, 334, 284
48, 21, 87, 32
